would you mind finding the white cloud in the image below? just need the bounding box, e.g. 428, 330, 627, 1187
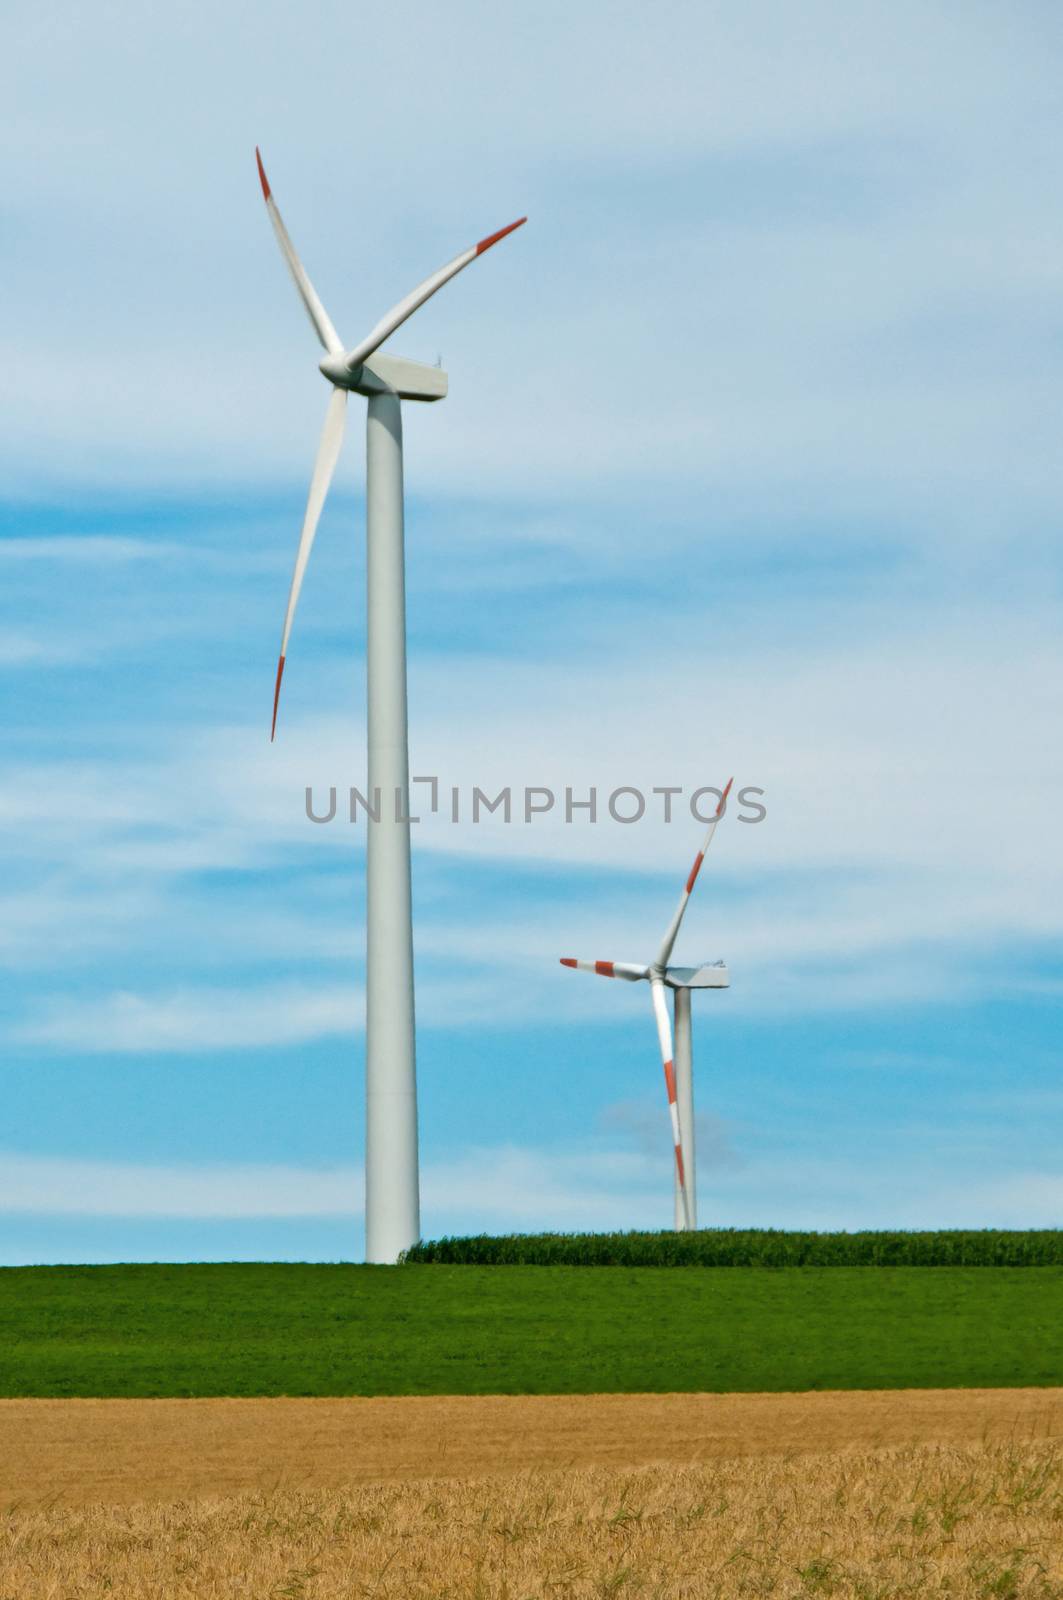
0, 1153, 358, 1220
19, 983, 362, 1053
0, 1144, 1058, 1232
0, 1146, 661, 1225
15, 972, 515, 1053
3, 6, 1059, 1254
0, 633, 82, 667
2, 5, 1061, 1043
599, 1099, 740, 1172
1, 1, 1061, 529
0, 880, 162, 969
0, 536, 181, 564
3, 595, 1061, 1019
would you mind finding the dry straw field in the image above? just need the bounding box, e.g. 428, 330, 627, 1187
2, 1444, 1061, 1598
0, 1390, 1060, 1598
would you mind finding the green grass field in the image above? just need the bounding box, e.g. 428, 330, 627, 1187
1, 1264, 1060, 1396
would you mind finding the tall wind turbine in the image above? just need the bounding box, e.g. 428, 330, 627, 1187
257, 149, 525, 1263
560, 781, 732, 1230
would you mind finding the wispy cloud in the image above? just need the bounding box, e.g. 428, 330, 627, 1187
1, 2, 1060, 1260
2, 3, 1061, 530
0, 536, 182, 563
1, 1144, 1059, 1232
15, 973, 517, 1052
0, 633, 84, 667
598, 1099, 741, 1173
0, 1147, 659, 1225
4, 600, 1059, 1017
0, 1153, 359, 1219
19, 983, 362, 1053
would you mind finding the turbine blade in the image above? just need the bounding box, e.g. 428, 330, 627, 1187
271, 386, 348, 740
654, 779, 733, 969
256, 148, 344, 356
559, 959, 649, 982
344, 216, 526, 373
651, 976, 691, 1227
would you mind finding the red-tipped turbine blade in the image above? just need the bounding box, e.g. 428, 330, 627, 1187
655, 778, 734, 969
343, 218, 527, 374
271, 655, 286, 742
255, 147, 343, 355
270, 387, 348, 740
476, 217, 527, 255
559, 959, 649, 982
651, 977, 690, 1225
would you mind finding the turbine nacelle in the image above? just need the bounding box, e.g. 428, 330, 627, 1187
318, 350, 449, 402
665, 962, 729, 989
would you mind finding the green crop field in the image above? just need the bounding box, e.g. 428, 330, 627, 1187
1, 1263, 1060, 1397
406, 1227, 1063, 1266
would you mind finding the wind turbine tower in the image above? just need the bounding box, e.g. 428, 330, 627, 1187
560, 781, 732, 1229
257, 150, 525, 1262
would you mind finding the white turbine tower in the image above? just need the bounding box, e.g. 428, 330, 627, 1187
560, 780, 732, 1231
257, 149, 525, 1263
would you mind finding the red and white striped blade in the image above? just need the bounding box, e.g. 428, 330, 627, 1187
271, 385, 348, 740
650, 976, 690, 1227
654, 778, 733, 969
256, 149, 344, 356
343, 217, 526, 374
559, 959, 649, 982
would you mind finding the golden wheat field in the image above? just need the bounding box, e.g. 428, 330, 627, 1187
1, 1393, 1060, 1598
2, 1445, 1062, 1598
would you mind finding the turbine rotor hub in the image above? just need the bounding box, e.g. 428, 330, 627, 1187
318, 353, 362, 390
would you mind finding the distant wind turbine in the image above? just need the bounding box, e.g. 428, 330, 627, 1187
257, 148, 525, 1262
560, 781, 732, 1229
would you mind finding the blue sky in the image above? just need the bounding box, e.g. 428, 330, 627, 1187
2, 1, 1061, 1261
